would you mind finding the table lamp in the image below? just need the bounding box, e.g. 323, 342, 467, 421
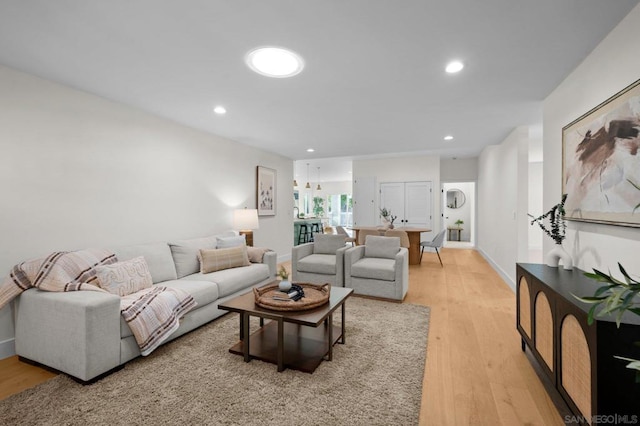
233, 208, 259, 246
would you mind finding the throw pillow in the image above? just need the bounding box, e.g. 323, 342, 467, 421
364, 235, 401, 259
246, 246, 271, 263
216, 235, 246, 249
313, 234, 347, 255
199, 246, 250, 273
169, 235, 217, 279
94, 256, 153, 297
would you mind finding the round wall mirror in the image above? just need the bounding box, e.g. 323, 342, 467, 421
446, 189, 466, 209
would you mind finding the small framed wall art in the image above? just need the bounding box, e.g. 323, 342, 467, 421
562, 78, 640, 227
257, 166, 276, 216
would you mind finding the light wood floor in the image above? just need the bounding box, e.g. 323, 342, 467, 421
0, 248, 562, 425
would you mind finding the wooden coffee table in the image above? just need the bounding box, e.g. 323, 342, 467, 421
218, 283, 353, 373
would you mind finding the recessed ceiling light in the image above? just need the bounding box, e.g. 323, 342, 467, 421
306, 148, 315, 153
245, 47, 304, 78
213, 106, 227, 115
445, 61, 464, 73
444, 135, 454, 141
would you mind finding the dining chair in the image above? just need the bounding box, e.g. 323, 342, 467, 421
419, 229, 446, 266
336, 226, 356, 246
384, 229, 410, 248
356, 229, 380, 245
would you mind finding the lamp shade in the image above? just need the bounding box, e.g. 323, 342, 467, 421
233, 209, 259, 230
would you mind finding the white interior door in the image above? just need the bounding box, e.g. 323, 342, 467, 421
405, 181, 431, 228
380, 182, 405, 225
352, 177, 376, 226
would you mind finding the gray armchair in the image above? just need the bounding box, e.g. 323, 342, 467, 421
344, 235, 409, 301
292, 234, 348, 286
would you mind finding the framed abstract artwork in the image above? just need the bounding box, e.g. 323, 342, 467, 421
562, 78, 640, 227
257, 166, 276, 216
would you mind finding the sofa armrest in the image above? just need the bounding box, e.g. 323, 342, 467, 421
15, 288, 122, 382
292, 243, 314, 262
291, 243, 314, 277
334, 246, 349, 287
344, 246, 365, 287
394, 247, 409, 300
263, 251, 277, 278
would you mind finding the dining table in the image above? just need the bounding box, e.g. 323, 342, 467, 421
349, 226, 432, 265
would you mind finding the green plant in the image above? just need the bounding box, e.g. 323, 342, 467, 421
313, 196, 325, 217
379, 207, 397, 224
528, 194, 567, 245
277, 265, 289, 281
575, 263, 640, 382
455, 219, 464, 226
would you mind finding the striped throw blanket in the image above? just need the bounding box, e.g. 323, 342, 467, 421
121, 286, 196, 355
0, 249, 196, 356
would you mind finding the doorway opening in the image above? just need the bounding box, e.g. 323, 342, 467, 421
441, 182, 475, 248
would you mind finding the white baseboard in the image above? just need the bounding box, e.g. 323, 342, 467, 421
476, 248, 516, 293
0, 338, 15, 360
278, 253, 292, 264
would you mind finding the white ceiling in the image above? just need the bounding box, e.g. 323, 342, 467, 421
0, 1, 637, 177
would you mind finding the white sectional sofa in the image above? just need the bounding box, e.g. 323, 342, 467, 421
13, 231, 276, 383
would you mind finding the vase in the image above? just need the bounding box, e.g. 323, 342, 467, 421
279, 280, 292, 292
545, 243, 573, 270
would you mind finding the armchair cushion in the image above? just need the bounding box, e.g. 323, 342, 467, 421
351, 258, 396, 281
364, 236, 400, 259
313, 234, 346, 255
297, 254, 337, 275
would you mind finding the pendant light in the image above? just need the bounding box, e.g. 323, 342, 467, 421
305, 163, 311, 189
316, 167, 322, 191
293, 179, 298, 187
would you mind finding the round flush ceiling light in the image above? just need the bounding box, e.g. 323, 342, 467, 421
306, 148, 315, 153
245, 47, 304, 78
445, 60, 464, 73
213, 106, 227, 115
444, 135, 454, 141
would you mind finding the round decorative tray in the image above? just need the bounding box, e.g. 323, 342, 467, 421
254, 282, 330, 311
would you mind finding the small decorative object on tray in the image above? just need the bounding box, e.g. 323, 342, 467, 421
277, 265, 292, 292
272, 284, 305, 301
254, 282, 330, 311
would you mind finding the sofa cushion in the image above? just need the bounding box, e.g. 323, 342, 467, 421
94, 256, 153, 297
216, 235, 246, 248
119, 280, 220, 338
364, 236, 400, 259
159, 280, 219, 307
351, 257, 396, 281
112, 243, 177, 284
182, 263, 269, 298
198, 246, 250, 273
297, 254, 337, 275
169, 236, 217, 279
313, 234, 346, 255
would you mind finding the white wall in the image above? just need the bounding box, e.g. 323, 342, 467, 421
477, 127, 530, 288
528, 162, 544, 252
0, 65, 293, 358
543, 4, 640, 275
352, 155, 440, 239
440, 158, 479, 181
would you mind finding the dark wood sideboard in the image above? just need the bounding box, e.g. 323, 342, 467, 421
516, 263, 640, 424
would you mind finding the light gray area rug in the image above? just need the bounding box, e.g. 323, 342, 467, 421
0, 297, 430, 426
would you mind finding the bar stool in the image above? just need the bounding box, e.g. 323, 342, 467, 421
310, 222, 323, 242
298, 224, 310, 244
